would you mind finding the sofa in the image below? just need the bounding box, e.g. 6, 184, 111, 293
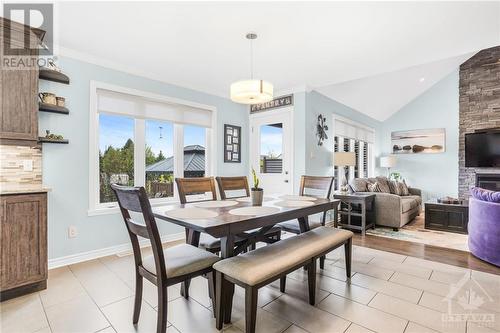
468, 187, 500, 267
349, 177, 422, 230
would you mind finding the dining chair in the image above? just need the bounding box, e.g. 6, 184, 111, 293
277, 175, 334, 268
111, 184, 220, 333
216, 176, 282, 248
175, 177, 248, 254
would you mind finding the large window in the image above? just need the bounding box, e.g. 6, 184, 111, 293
332, 117, 375, 190
90, 83, 215, 213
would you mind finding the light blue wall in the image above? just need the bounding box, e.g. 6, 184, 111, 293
39, 57, 248, 260
304, 91, 382, 177
379, 70, 459, 201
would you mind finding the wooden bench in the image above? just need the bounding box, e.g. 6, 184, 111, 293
213, 226, 353, 333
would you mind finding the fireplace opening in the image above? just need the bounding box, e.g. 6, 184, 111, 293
476, 173, 500, 191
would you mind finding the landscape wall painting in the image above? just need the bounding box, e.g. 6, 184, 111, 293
391, 128, 445, 154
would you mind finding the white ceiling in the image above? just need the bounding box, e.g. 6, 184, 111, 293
54, 2, 500, 120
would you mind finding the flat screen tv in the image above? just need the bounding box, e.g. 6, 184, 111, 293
465, 131, 500, 167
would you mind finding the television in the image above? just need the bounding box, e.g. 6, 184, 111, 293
465, 130, 500, 167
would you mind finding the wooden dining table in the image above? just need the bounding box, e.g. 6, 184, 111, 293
153, 195, 340, 323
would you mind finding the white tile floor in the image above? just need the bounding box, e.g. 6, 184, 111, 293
1, 244, 499, 333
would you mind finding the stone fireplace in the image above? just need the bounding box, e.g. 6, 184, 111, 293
458, 46, 500, 198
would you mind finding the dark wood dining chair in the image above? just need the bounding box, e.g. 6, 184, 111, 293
216, 176, 282, 248
111, 184, 220, 333
277, 175, 334, 268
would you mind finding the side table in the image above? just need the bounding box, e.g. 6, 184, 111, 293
333, 192, 375, 235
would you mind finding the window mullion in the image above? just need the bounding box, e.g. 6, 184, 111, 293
135, 118, 146, 186
173, 124, 184, 198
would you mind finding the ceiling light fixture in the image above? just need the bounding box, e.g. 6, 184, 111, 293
419, 77, 425, 83
230, 33, 273, 105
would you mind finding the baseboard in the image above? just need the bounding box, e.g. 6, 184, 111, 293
48, 232, 185, 269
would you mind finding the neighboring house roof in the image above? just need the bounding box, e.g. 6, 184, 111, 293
146, 145, 205, 173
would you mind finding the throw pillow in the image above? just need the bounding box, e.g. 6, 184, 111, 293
389, 180, 403, 195
368, 182, 381, 192
349, 178, 369, 192
399, 180, 410, 196
375, 176, 391, 193
470, 187, 500, 203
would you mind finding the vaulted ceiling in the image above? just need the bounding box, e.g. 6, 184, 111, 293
54, 2, 500, 120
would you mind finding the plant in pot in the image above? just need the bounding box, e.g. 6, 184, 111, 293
250, 168, 263, 206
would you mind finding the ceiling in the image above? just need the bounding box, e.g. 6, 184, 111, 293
53, 2, 499, 120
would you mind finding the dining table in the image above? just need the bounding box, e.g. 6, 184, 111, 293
153, 194, 340, 323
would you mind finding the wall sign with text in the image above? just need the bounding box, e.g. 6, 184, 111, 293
224, 124, 241, 163
250, 94, 293, 113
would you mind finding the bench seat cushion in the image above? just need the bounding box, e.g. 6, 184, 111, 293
143, 244, 219, 278
213, 227, 353, 286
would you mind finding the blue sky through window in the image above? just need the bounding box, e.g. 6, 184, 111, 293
99, 114, 206, 157
260, 124, 283, 157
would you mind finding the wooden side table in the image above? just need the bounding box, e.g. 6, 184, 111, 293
425, 200, 468, 234
333, 192, 375, 235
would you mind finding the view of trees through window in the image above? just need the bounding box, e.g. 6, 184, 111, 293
99, 114, 135, 203
99, 114, 208, 203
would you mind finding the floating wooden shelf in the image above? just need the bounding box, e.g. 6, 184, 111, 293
38, 137, 69, 144
38, 102, 69, 115
39, 69, 70, 84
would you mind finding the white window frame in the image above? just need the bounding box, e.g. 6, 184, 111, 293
88, 81, 217, 216
332, 115, 375, 190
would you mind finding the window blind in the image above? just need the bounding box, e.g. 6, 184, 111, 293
334, 119, 374, 143
97, 89, 213, 128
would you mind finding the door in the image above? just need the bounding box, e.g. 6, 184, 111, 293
250, 108, 293, 195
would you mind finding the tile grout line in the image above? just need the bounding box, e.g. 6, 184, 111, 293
37, 292, 54, 333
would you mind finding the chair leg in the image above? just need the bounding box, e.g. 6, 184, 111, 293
207, 271, 216, 317
307, 259, 317, 305
157, 286, 168, 333
345, 238, 352, 281
319, 255, 326, 269
133, 272, 143, 324
215, 271, 225, 330
280, 276, 286, 293
180, 280, 190, 299
245, 286, 258, 333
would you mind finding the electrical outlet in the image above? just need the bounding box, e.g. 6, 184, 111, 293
68, 226, 78, 238
22, 160, 33, 171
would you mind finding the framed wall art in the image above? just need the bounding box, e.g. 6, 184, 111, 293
224, 124, 241, 163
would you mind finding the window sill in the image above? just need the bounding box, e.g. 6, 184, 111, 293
87, 198, 179, 217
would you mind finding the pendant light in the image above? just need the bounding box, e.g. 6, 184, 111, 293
230, 33, 273, 104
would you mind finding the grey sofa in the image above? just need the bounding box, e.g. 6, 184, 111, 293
349, 177, 422, 230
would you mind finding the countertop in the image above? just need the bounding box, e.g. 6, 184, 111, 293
0, 185, 51, 195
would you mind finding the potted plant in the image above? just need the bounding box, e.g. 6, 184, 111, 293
251, 168, 263, 206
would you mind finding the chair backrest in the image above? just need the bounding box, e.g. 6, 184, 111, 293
111, 184, 167, 280
300, 175, 334, 198
175, 177, 217, 204
216, 176, 250, 200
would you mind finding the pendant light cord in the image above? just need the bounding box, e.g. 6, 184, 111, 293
250, 37, 254, 80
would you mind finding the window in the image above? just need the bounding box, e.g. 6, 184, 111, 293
89, 82, 216, 213
145, 120, 174, 199
260, 123, 283, 174
99, 114, 134, 203
332, 117, 375, 190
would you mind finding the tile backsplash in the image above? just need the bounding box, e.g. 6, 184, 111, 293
0, 145, 42, 190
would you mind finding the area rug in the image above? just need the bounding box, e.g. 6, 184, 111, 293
366, 216, 469, 252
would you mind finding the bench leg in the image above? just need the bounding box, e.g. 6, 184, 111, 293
215, 271, 224, 330
319, 255, 326, 269
279, 276, 286, 293
307, 259, 317, 305
345, 238, 352, 281
245, 286, 258, 333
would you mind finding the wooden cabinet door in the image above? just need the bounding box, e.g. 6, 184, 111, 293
0, 194, 47, 290
0, 19, 39, 143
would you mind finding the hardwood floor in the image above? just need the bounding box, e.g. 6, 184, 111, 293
353, 233, 500, 275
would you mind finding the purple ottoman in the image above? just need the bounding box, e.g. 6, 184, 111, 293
468, 187, 500, 267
